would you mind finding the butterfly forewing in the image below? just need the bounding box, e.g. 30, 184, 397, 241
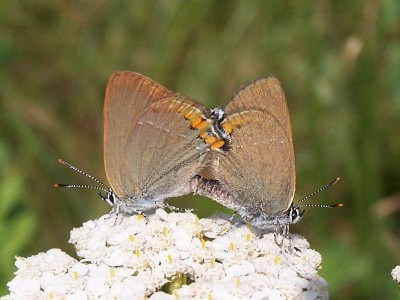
210, 109, 296, 214
104, 71, 174, 196
200, 77, 296, 214
116, 96, 211, 200
224, 77, 293, 137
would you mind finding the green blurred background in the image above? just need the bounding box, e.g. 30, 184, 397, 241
1, 1, 399, 298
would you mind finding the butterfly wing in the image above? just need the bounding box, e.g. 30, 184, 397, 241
103, 71, 173, 196
202, 77, 296, 214
209, 109, 296, 214
117, 96, 211, 201
224, 77, 292, 137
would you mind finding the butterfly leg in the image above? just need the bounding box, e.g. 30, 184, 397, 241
274, 221, 285, 247
228, 211, 238, 223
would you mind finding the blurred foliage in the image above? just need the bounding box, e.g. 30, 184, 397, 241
0, 140, 37, 291
1, 0, 399, 298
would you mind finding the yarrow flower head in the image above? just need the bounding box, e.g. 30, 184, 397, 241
2, 209, 328, 299
392, 265, 400, 288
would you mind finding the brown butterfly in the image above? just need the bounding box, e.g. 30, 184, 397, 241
194, 77, 341, 235
56, 71, 227, 214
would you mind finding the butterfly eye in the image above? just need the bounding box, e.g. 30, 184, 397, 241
99, 191, 115, 206
108, 192, 115, 205
289, 206, 303, 224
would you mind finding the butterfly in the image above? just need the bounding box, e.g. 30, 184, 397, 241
56, 71, 227, 215
193, 77, 341, 235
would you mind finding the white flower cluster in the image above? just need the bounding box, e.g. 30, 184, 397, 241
2, 210, 328, 299
392, 266, 400, 286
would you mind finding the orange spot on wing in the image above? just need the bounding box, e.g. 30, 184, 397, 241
205, 136, 217, 144
190, 117, 203, 128
196, 120, 209, 130
210, 139, 225, 150
222, 122, 233, 134
230, 115, 245, 126
199, 131, 208, 139
184, 110, 196, 119
223, 111, 258, 132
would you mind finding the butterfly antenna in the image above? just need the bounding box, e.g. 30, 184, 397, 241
54, 159, 110, 193
298, 177, 343, 208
